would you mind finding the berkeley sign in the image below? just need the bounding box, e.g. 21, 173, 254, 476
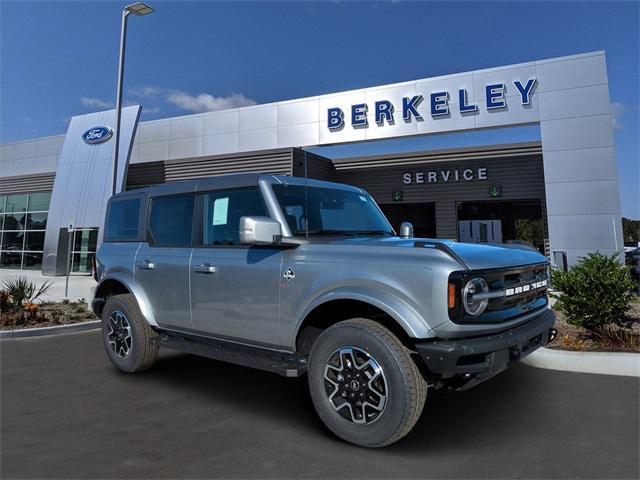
327, 78, 537, 130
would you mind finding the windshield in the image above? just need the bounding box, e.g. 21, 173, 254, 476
272, 184, 394, 237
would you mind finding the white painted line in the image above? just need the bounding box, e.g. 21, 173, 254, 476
0, 320, 101, 339
522, 347, 640, 378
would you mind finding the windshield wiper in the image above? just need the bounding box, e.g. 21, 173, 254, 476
293, 229, 357, 236
352, 230, 393, 236
293, 229, 392, 237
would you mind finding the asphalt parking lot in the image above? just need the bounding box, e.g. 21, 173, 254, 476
2, 330, 638, 479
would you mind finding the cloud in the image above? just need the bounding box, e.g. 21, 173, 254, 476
610, 101, 625, 130
80, 97, 114, 109
165, 91, 256, 113
129, 85, 163, 98
129, 85, 256, 114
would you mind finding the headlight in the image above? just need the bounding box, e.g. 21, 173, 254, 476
462, 277, 489, 316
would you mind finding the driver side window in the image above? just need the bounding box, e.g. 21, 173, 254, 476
200, 188, 267, 246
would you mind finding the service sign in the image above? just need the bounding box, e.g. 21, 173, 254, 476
82, 126, 113, 144
327, 79, 537, 131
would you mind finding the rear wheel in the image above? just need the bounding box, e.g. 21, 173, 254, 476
307, 318, 427, 447
101, 294, 158, 373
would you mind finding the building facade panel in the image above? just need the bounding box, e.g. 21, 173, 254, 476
542, 147, 618, 183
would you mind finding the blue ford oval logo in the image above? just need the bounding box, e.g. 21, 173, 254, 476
82, 126, 113, 144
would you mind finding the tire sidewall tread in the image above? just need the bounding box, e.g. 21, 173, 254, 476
307, 318, 427, 447
101, 293, 158, 373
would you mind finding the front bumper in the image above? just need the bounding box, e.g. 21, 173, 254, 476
415, 308, 556, 390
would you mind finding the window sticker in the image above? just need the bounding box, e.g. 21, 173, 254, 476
212, 197, 229, 225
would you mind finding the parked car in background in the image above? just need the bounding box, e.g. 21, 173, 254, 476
92, 173, 555, 447
625, 246, 640, 282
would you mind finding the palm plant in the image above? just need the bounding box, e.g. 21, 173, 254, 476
1, 276, 54, 311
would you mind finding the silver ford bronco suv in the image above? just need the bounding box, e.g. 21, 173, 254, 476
92, 173, 555, 447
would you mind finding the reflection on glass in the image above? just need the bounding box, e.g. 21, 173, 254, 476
1, 231, 24, 250
5, 194, 28, 213
2, 213, 25, 231
72, 252, 95, 273
26, 213, 48, 230
22, 252, 43, 270
28, 192, 52, 212
0, 251, 22, 268
73, 229, 98, 252
0, 191, 51, 270
25, 231, 45, 251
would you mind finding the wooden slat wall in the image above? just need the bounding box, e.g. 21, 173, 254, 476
125, 161, 166, 189
0, 173, 56, 194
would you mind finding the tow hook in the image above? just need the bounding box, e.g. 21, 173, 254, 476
547, 328, 558, 344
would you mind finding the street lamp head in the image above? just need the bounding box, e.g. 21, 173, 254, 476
125, 2, 154, 16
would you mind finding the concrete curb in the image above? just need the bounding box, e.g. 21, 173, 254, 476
0, 320, 101, 339
522, 346, 640, 377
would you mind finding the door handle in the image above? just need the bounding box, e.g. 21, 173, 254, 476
136, 260, 155, 270
194, 263, 216, 274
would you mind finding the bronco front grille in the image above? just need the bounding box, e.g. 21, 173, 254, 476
449, 263, 549, 324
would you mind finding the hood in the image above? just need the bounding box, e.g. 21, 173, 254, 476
317, 236, 548, 271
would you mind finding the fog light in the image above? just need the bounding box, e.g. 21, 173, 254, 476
463, 277, 489, 316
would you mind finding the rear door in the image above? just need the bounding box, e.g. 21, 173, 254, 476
189, 187, 284, 347
135, 193, 195, 330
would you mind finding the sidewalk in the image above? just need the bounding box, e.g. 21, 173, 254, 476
0, 269, 96, 303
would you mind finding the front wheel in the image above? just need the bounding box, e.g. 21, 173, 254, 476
307, 318, 427, 447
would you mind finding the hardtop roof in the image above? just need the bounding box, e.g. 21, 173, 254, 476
111, 172, 362, 200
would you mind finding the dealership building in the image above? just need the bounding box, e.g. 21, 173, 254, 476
0, 51, 624, 275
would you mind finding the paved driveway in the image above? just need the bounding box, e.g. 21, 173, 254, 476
2, 330, 638, 479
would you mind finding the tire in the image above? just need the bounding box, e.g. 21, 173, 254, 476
307, 318, 427, 447
101, 293, 158, 373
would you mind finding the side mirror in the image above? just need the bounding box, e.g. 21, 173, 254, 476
399, 222, 414, 239
239, 216, 283, 245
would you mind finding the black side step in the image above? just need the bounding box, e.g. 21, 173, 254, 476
153, 331, 307, 378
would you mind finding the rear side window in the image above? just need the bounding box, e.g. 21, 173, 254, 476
149, 194, 195, 247
105, 199, 141, 241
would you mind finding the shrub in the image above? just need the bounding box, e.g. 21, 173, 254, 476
1, 276, 53, 312
551, 252, 636, 333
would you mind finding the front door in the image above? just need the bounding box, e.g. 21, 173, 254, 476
190, 187, 283, 347
135, 193, 195, 330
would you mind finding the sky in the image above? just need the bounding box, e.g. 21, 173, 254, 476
1, 0, 638, 218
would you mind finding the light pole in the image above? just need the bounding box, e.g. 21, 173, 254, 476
112, 2, 155, 195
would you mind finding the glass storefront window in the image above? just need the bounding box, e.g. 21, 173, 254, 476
1, 231, 24, 250
71, 228, 99, 273
72, 252, 95, 273
25, 231, 45, 251
0, 191, 51, 270
27, 213, 47, 230
5, 194, 28, 213
27, 192, 51, 212
73, 229, 98, 252
2, 213, 26, 231
22, 252, 43, 270
0, 251, 23, 269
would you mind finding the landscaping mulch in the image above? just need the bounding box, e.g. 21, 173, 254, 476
549, 296, 640, 353
0, 299, 98, 331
